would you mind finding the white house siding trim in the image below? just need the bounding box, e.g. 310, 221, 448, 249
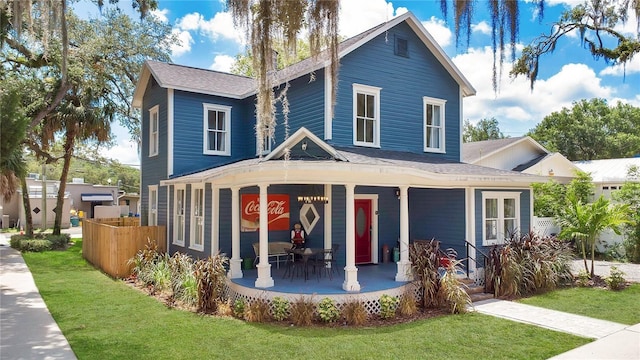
465, 187, 477, 280
211, 185, 220, 256
167, 88, 174, 176
324, 67, 332, 140
395, 186, 412, 281
255, 183, 275, 288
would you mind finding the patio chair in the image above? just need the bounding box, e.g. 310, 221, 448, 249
312, 244, 340, 281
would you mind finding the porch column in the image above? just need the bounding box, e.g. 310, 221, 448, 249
396, 185, 412, 281
324, 184, 332, 251
255, 183, 274, 288
343, 183, 360, 291
227, 186, 243, 279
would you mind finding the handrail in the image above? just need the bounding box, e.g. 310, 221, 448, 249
464, 240, 490, 291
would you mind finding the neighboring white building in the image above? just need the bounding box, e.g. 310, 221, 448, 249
574, 157, 640, 253
463, 136, 580, 183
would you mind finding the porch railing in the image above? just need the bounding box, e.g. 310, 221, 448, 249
464, 240, 490, 291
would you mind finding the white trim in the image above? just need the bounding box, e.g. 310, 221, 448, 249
324, 67, 333, 140
264, 127, 347, 162
465, 187, 476, 279
148, 185, 158, 226
167, 89, 174, 176
189, 184, 205, 252
166, 186, 170, 251
423, 96, 447, 153
148, 105, 159, 157
459, 87, 463, 162
481, 191, 521, 246
203, 103, 232, 156
173, 184, 186, 246
299, 203, 320, 235
355, 194, 379, 264
352, 83, 382, 148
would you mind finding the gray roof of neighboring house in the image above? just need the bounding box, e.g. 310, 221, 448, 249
462, 137, 527, 164
512, 153, 551, 172
574, 157, 640, 183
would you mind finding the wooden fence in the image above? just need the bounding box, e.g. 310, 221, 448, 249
82, 218, 166, 278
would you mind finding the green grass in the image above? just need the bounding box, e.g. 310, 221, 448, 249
518, 284, 640, 325
24, 241, 590, 360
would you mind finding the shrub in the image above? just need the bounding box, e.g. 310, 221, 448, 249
129, 240, 162, 286
398, 291, 417, 317
46, 234, 70, 249
575, 270, 591, 287
317, 297, 340, 323
409, 239, 441, 308
216, 299, 233, 316
150, 254, 171, 293
342, 299, 367, 326
289, 296, 315, 326
605, 266, 627, 290
270, 297, 290, 321
438, 262, 471, 314
169, 253, 197, 306
194, 253, 228, 313
487, 232, 573, 297
233, 299, 246, 318
379, 294, 399, 319
245, 299, 270, 323
16, 239, 52, 252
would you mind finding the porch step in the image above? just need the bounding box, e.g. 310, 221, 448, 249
459, 279, 494, 303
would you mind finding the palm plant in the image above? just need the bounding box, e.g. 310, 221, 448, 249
556, 193, 630, 278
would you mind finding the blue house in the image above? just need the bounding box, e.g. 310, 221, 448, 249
132, 12, 543, 294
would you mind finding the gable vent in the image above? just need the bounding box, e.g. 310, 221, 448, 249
395, 36, 408, 57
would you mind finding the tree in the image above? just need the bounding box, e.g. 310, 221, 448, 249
511, 0, 640, 89
227, 0, 339, 154
613, 166, 640, 262
528, 99, 640, 161
557, 194, 629, 278
462, 118, 506, 143
533, 170, 593, 217
230, 39, 312, 77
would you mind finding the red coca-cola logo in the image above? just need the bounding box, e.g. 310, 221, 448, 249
241, 194, 290, 231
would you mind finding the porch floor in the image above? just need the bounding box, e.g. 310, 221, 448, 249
230, 262, 408, 295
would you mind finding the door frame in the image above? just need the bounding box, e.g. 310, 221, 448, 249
354, 194, 378, 264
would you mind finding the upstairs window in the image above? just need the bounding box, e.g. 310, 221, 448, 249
203, 104, 231, 156
257, 123, 272, 155
149, 105, 159, 157
423, 97, 446, 153
353, 84, 381, 147
482, 191, 521, 246
395, 36, 409, 57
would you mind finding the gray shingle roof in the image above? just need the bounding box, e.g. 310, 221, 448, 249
462, 137, 526, 163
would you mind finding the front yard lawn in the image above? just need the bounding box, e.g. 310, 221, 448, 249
24, 241, 589, 360
518, 284, 640, 325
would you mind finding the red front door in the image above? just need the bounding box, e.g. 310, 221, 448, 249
355, 199, 372, 264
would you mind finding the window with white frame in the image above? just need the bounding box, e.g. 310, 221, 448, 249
148, 185, 158, 226
423, 97, 446, 153
203, 104, 231, 155
190, 185, 204, 251
174, 185, 186, 246
149, 105, 159, 157
353, 84, 381, 147
257, 123, 272, 155
482, 191, 521, 246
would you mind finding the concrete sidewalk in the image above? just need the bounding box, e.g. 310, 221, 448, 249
475, 299, 640, 359
0, 240, 76, 359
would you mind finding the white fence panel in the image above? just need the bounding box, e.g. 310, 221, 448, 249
533, 216, 560, 237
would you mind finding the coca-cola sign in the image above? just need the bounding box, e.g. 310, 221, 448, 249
241, 194, 290, 232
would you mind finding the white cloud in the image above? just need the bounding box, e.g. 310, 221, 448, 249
338, 0, 397, 37
599, 54, 640, 76
454, 46, 615, 135
210, 55, 235, 72
176, 11, 245, 45
471, 21, 491, 35
422, 17, 452, 48
170, 29, 193, 58
101, 138, 140, 168
150, 8, 169, 23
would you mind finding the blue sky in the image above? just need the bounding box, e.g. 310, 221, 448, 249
90, 0, 639, 166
